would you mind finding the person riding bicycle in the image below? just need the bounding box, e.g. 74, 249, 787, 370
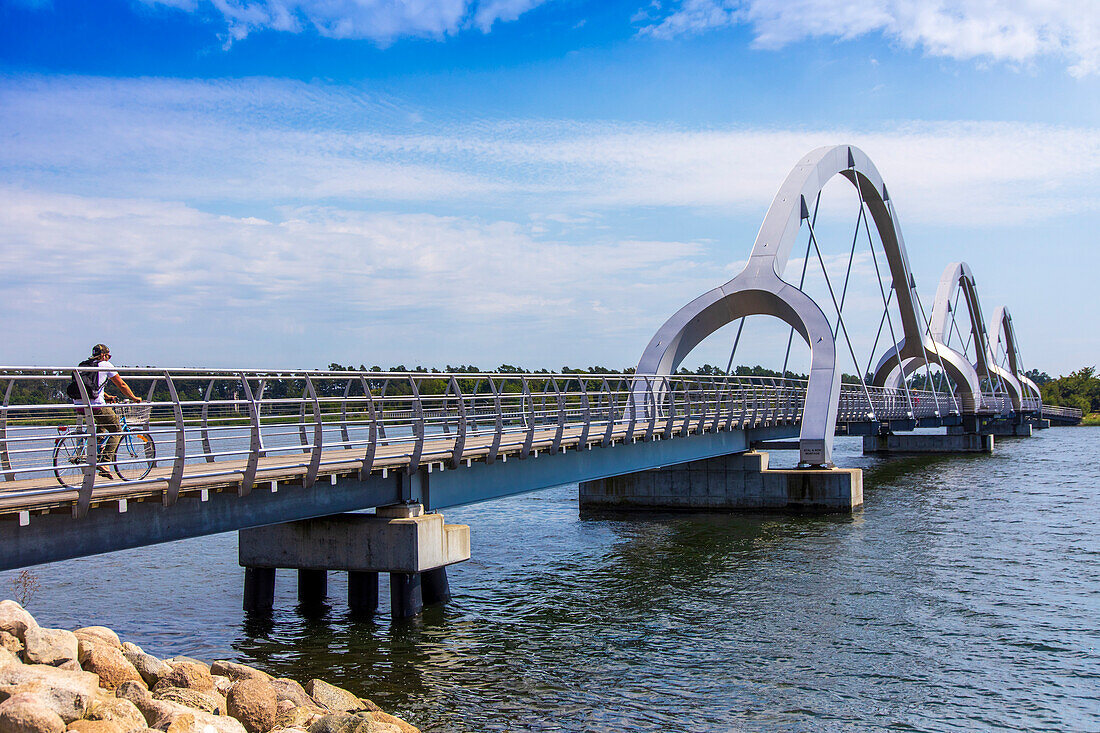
68, 344, 141, 478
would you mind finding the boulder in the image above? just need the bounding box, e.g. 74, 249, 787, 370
0, 691, 66, 733
2, 630, 26, 655
115, 683, 245, 733
71, 629, 120, 651
77, 645, 144, 691
66, 720, 123, 733
274, 705, 325, 731
307, 713, 385, 733
210, 661, 271, 683
212, 675, 232, 696
155, 661, 213, 693
356, 700, 382, 713
0, 662, 100, 722
304, 680, 364, 713
270, 679, 313, 708
84, 697, 147, 732
23, 629, 79, 668
121, 650, 170, 689
226, 678, 277, 733
56, 661, 81, 673
367, 712, 419, 733
0, 601, 39, 643
153, 686, 225, 715
1, 646, 22, 668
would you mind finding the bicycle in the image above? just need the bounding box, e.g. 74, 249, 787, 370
53, 402, 156, 488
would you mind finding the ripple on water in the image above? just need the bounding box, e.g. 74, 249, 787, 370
2, 428, 1099, 731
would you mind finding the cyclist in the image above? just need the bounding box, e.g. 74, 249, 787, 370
69, 344, 142, 478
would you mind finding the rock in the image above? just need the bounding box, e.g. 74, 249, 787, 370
304, 680, 364, 713
2, 630, 26, 655
153, 686, 226, 715
270, 679, 313, 708
1, 646, 23, 668
307, 713, 384, 733
210, 661, 271, 683
155, 661, 213, 693
0, 691, 66, 733
66, 721, 123, 733
57, 661, 81, 672
356, 700, 382, 713
0, 663, 100, 722
0, 601, 39, 643
271, 729, 309, 733
115, 683, 245, 733
274, 705, 325, 731
163, 658, 206, 670
226, 678, 277, 733
121, 650, 170, 689
85, 697, 147, 732
212, 675, 232, 696
367, 712, 419, 733
77, 646, 143, 691
71, 629, 120, 651
23, 629, 79, 668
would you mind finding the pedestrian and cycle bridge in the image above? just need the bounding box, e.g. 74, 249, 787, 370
0, 145, 1082, 617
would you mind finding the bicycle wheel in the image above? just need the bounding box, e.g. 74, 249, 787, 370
115, 430, 155, 481
53, 434, 89, 488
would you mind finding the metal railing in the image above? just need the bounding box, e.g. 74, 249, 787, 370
1041, 404, 1084, 420
0, 367, 1040, 517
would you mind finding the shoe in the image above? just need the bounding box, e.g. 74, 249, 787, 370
96, 467, 113, 479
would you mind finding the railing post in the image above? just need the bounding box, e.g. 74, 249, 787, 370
407, 376, 425, 474
449, 376, 467, 469
550, 376, 565, 454
200, 378, 216, 463
340, 379, 352, 446
357, 376, 379, 480
163, 372, 185, 506
303, 375, 322, 489
73, 364, 98, 519
601, 378, 616, 446
487, 377, 503, 464
239, 374, 261, 497
520, 377, 536, 458
577, 378, 592, 449
0, 380, 13, 481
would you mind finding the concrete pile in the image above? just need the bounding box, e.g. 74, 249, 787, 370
0, 600, 418, 733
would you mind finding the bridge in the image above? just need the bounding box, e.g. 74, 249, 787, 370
0, 145, 1081, 616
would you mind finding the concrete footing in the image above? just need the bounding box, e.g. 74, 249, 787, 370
579, 451, 862, 514
949, 422, 1031, 437
239, 506, 470, 618
863, 432, 994, 454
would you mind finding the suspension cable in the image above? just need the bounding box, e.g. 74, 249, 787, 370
782, 192, 821, 375
804, 216, 877, 416
724, 317, 747, 376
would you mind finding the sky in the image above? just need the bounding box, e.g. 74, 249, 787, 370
2, 0, 1098, 376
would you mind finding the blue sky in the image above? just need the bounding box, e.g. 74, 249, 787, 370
2, 0, 1098, 376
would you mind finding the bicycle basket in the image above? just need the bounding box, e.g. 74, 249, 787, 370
116, 403, 152, 424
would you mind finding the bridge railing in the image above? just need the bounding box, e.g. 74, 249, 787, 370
0, 367, 1032, 516
1041, 404, 1083, 420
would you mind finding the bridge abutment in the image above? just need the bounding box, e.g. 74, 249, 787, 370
578, 451, 862, 513
237, 505, 470, 619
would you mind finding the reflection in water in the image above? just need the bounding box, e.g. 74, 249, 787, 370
3, 430, 1099, 731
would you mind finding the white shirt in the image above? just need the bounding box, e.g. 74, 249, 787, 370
72, 360, 119, 406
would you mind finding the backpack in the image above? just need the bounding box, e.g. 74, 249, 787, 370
66, 358, 100, 401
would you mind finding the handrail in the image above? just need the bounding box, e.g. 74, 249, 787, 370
0, 367, 1053, 516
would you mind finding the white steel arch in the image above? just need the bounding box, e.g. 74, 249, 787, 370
637, 145, 929, 465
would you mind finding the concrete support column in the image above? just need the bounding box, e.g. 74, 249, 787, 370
348, 571, 378, 616
390, 572, 424, 620
243, 567, 276, 612
297, 569, 327, 605
422, 567, 451, 605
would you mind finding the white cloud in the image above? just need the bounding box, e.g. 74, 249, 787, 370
642, 0, 1100, 77
4, 76, 1100, 229
140, 0, 550, 43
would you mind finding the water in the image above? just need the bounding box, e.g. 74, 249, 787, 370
3, 428, 1099, 732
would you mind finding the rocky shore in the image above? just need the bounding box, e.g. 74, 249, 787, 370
0, 600, 419, 733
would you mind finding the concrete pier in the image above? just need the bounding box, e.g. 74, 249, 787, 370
949, 422, 1031, 438
863, 432, 994, 454
579, 451, 862, 514
239, 506, 470, 618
